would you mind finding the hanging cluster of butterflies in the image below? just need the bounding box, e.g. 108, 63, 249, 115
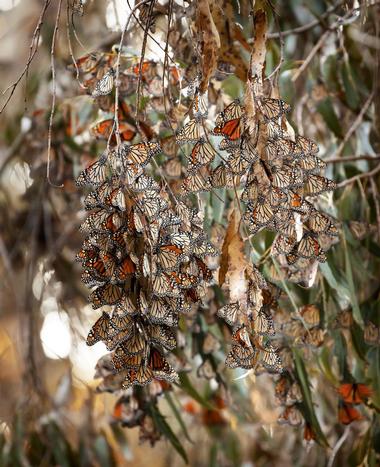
75, 61, 216, 392
173, 79, 340, 376
213, 97, 338, 279
271, 304, 323, 436
176, 94, 339, 273
68, 51, 180, 143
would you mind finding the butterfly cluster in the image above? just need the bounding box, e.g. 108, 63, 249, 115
75, 63, 216, 392
211, 97, 338, 279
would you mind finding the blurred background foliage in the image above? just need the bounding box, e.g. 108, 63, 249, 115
0, 0, 379, 466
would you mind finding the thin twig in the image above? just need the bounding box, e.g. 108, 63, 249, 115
334, 92, 374, 158
327, 426, 350, 467
0, 0, 52, 114
291, 5, 363, 83
337, 162, 380, 188
291, 30, 330, 82
46, 0, 64, 188
326, 154, 380, 163
265, 0, 344, 39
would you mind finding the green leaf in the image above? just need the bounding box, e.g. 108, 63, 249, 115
293, 349, 329, 447
149, 405, 188, 464
178, 373, 214, 409
342, 231, 364, 326
316, 97, 343, 139
318, 346, 339, 386
341, 61, 360, 110
164, 392, 193, 443
319, 262, 350, 308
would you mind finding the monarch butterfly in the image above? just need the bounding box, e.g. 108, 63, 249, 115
80, 210, 123, 233
213, 118, 242, 141
194, 258, 212, 281
256, 97, 291, 121
338, 383, 372, 404
169, 271, 199, 289
260, 345, 283, 372
271, 234, 296, 256
76, 244, 99, 263
267, 120, 284, 139
188, 139, 216, 171
232, 326, 253, 348
76, 155, 108, 187
109, 308, 134, 332
299, 155, 326, 173
298, 304, 320, 326
115, 294, 137, 316
197, 360, 216, 380
129, 60, 157, 81
67, 52, 103, 74
192, 238, 217, 258
296, 233, 326, 262
119, 329, 147, 355
296, 135, 319, 155
285, 191, 312, 215
161, 135, 178, 158
176, 119, 202, 144
122, 365, 153, 388
89, 284, 123, 309
261, 285, 279, 310
338, 402, 363, 424
308, 210, 339, 236
159, 212, 182, 230
245, 202, 276, 232
225, 148, 251, 175
152, 273, 180, 297
217, 302, 240, 326
85, 253, 111, 278
105, 327, 133, 351
83, 185, 110, 211
86, 312, 110, 346
123, 141, 161, 167
270, 165, 304, 190
92, 68, 115, 97
251, 309, 275, 336
215, 100, 244, 126
115, 256, 136, 281
147, 324, 177, 350
218, 137, 239, 151
154, 244, 184, 271
277, 405, 303, 426
149, 348, 178, 382
148, 297, 179, 326
304, 174, 336, 197
90, 119, 136, 142
132, 174, 160, 192
265, 139, 295, 165
163, 158, 182, 178
225, 344, 258, 369
140, 196, 166, 220
180, 172, 211, 195
112, 348, 143, 372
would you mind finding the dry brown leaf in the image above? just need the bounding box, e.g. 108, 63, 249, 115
249, 9, 267, 89
219, 210, 249, 304
211, 2, 248, 81
196, 0, 220, 93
